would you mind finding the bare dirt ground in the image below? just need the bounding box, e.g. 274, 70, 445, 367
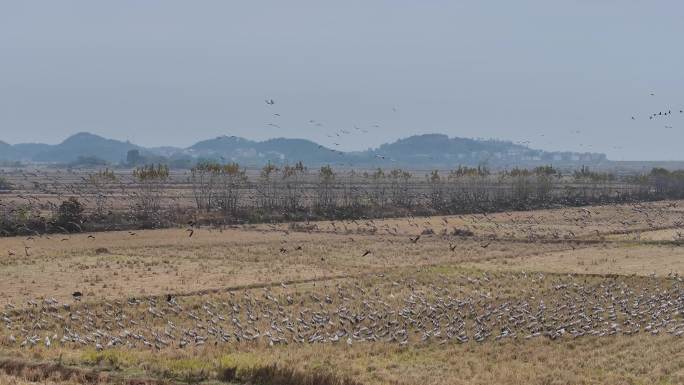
0, 199, 683, 385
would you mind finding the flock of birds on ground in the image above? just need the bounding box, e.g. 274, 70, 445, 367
1, 272, 683, 351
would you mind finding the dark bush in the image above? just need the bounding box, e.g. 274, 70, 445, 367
0, 176, 11, 191
56, 197, 85, 231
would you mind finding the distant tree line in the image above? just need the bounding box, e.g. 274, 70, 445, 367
2, 164, 684, 235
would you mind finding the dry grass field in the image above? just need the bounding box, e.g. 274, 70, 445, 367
0, 200, 683, 385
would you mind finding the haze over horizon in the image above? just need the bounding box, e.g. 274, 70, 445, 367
1, 1, 683, 160
0, 131, 608, 155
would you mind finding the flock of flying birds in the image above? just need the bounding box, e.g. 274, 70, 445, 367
633, 108, 683, 129
263, 97, 391, 160
261, 92, 683, 157
630, 92, 684, 130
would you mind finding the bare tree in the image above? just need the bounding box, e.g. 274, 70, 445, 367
427, 170, 443, 210
532, 165, 557, 202
509, 168, 533, 204
87, 168, 117, 217
316, 165, 336, 211
388, 169, 412, 208
340, 169, 362, 210
257, 162, 279, 210
131, 164, 169, 227
190, 161, 218, 212
281, 162, 307, 212
369, 168, 387, 208
215, 162, 248, 215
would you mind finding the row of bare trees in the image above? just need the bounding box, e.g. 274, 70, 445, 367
185, 163, 652, 218
2, 164, 682, 235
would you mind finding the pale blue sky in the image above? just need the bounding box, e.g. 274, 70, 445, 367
1, 1, 683, 160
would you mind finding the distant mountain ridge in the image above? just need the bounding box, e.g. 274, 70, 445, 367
0, 132, 607, 168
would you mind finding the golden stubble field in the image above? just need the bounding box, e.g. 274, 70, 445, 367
0, 200, 683, 385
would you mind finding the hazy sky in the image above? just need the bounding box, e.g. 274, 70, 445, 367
1, 1, 683, 160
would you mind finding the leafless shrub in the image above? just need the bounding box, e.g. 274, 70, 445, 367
452, 227, 475, 236
421, 227, 435, 235
289, 222, 318, 232
222, 364, 362, 385
0, 358, 167, 385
